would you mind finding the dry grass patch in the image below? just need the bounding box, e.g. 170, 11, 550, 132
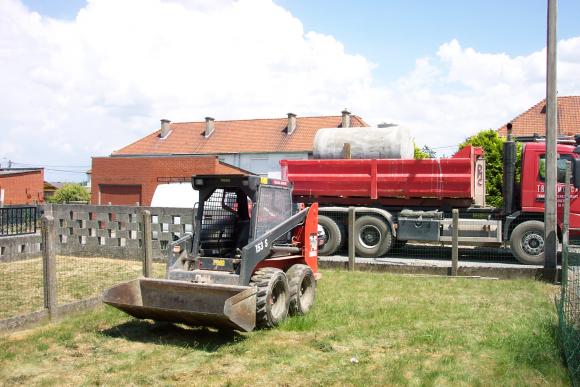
0, 256, 165, 319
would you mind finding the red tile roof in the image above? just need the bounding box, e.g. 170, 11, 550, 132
113, 115, 368, 155
497, 96, 580, 137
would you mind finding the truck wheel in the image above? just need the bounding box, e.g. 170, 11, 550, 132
318, 215, 342, 256
287, 264, 316, 316
510, 220, 545, 265
251, 268, 290, 329
354, 216, 392, 257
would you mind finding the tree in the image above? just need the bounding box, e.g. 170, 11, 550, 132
48, 183, 90, 203
414, 144, 436, 159
458, 129, 521, 208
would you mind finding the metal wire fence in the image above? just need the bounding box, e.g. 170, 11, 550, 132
0, 255, 44, 320
558, 245, 580, 386
317, 209, 546, 270
0, 208, 169, 332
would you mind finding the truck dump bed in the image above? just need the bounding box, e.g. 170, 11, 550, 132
281, 145, 484, 208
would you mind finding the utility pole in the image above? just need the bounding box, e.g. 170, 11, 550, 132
544, 0, 558, 281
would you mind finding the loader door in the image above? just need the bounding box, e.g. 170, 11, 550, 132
252, 184, 292, 240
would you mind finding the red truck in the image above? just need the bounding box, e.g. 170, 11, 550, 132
281, 134, 580, 264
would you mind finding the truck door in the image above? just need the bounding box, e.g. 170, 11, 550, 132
536, 154, 580, 230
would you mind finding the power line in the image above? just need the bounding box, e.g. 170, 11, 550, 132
5, 161, 90, 174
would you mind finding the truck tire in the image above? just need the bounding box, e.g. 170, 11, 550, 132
287, 264, 316, 316
510, 220, 545, 265
318, 215, 342, 256
354, 215, 392, 257
251, 268, 290, 329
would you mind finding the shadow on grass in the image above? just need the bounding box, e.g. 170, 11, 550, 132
100, 320, 245, 351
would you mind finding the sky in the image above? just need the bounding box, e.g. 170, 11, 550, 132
1, 0, 580, 181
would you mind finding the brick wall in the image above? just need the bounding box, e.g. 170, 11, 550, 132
91, 155, 244, 206
0, 170, 44, 205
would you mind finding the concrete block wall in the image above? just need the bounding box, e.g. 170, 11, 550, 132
0, 204, 194, 262
0, 233, 42, 262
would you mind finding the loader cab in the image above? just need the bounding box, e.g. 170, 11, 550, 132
191, 175, 293, 260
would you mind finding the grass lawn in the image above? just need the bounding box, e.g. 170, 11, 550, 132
0, 270, 570, 386
0, 256, 166, 319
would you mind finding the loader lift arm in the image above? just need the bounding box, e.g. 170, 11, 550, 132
239, 206, 310, 286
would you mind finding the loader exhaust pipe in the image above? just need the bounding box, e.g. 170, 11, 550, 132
503, 123, 517, 215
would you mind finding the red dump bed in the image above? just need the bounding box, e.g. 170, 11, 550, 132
281, 146, 483, 207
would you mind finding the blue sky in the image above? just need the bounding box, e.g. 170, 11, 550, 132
277, 0, 580, 83
3, 0, 580, 181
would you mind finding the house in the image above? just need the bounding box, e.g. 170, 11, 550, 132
0, 168, 44, 205
91, 110, 367, 206
497, 96, 580, 139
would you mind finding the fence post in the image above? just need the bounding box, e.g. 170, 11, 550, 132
42, 214, 57, 321
348, 207, 355, 271
142, 210, 153, 278
451, 209, 459, 276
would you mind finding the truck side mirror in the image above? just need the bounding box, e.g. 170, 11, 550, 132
574, 159, 580, 189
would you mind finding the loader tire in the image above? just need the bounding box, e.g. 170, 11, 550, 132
354, 215, 392, 257
287, 264, 316, 316
318, 215, 342, 256
510, 220, 545, 265
251, 268, 290, 329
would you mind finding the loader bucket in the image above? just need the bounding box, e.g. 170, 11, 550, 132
102, 278, 257, 332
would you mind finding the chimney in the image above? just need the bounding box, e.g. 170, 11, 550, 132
204, 117, 215, 138
159, 119, 171, 138
287, 113, 297, 135
341, 109, 351, 128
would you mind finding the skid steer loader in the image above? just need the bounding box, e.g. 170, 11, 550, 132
103, 175, 320, 332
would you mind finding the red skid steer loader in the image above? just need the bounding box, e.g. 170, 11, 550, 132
103, 175, 320, 331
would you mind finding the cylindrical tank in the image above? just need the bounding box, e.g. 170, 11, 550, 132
313, 125, 414, 159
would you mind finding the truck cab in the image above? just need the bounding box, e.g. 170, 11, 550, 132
520, 142, 580, 218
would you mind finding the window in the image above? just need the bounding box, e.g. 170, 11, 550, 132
539, 154, 573, 183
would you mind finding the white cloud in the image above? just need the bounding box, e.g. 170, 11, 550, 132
0, 0, 580, 178
358, 37, 580, 153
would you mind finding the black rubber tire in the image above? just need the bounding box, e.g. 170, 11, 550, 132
510, 220, 545, 265
287, 264, 316, 316
251, 268, 290, 329
354, 215, 392, 257
318, 215, 342, 256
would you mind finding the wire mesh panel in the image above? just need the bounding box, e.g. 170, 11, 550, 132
55, 255, 146, 305
558, 246, 580, 385
317, 208, 520, 268
0, 255, 44, 320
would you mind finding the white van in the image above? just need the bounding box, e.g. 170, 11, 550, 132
150, 183, 199, 208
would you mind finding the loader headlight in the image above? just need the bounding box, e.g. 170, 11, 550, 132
194, 178, 204, 186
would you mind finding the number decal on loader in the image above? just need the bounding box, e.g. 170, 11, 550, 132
213, 259, 225, 267
255, 238, 269, 253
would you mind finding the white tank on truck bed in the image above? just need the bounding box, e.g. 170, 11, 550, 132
313, 125, 414, 160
